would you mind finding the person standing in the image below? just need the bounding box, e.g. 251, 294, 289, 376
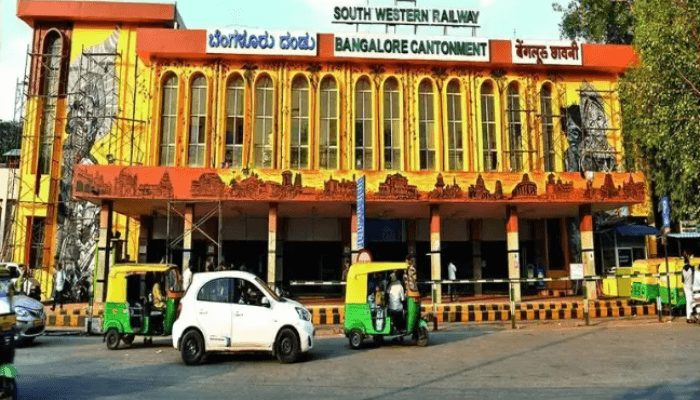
388, 272, 406, 332
404, 256, 419, 297
52, 264, 66, 311
448, 261, 457, 300
182, 263, 193, 292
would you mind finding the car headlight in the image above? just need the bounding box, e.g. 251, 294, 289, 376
295, 307, 311, 322
14, 307, 29, 318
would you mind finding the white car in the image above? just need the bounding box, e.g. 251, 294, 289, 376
172, 271, 315, 365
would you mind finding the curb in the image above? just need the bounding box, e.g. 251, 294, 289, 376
43, 300, 656, 328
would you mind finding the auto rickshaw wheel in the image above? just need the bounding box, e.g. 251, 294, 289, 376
122, 334, 135, 345
0, 377, 17, 400
106, 329, 121, 350
275, 328, 300, 364
349, 330, 364, 350
181, 330, 205, 366
416, 326, 429, 347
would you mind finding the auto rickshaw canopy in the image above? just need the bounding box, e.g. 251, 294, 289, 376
106, 264, 177, 303
345, 262, 408, 304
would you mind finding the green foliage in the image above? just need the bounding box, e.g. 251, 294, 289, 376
553, 0, 635, 44
0, 121, 20, 163
620, 0, 700, 219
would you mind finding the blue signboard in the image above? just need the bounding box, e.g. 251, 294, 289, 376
357, 176, 365, 249
661, 196, 671, 229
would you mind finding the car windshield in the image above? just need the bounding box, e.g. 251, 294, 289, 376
254, 277, 282, 302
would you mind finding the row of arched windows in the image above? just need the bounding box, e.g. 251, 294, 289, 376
157, 72, 557, 172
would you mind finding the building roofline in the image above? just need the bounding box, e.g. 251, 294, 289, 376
17, 0, 184, 28
136, 29, 637, 75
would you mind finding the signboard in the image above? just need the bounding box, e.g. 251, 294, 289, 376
570, 263, 584, 280
207, 28, 317, 56
680, 220, 699, 234
332, 6, 480, 27
357, 176, 366, 249
660, 195, 671, 229
511, 39, 582, 66
335, 32, 489, 62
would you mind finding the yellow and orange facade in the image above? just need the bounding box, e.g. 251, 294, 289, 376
13, 0, 651, 303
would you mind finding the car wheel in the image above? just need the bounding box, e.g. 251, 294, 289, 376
416, 326, 429, 347
181, 330, 205, 366
106, 329, 120, 350
122, 334, 135, 345
349, 330, 364, 350
275, 328, 300, 364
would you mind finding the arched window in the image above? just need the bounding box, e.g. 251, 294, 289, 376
355, 77, 373, 170
159, 74, 178, 166
225, 75, 245, 168
481, 81, 497, 171
418, 79, 435, 171
507, 82, 523, 171
319, 77, 338, 170
383, 78, 401, 170
38, 32, 62, 175
254, 76, 274, 168
188, 75, 207, 167
291, 76, 310, 169
540, 84, 555, 172
446, 80, 463, 171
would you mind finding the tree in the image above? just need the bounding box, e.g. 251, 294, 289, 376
620, 0, 700, 220
0, 121, 20, 163
552, 0, 635, 44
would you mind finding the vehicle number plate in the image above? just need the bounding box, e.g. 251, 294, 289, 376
33, 320, 42, 326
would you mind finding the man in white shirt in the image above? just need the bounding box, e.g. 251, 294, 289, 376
52, 264, 66, 311
387, 272, 405, 332
182, 264, 193, 292
448, 261, 457, 300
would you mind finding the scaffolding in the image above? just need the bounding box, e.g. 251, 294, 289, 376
1, 33, 149, 297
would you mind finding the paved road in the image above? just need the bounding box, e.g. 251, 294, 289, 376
12, 319, 700, 400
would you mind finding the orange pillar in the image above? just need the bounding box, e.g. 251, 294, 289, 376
268, 202, 279, 288
96, 201, 113, 303
182, 204, 194, 275
470, 219, 483, 296
507, 205, 521, 302
430, 205, 442, 303
351, 204, 358, 262
580, 205, 597, 300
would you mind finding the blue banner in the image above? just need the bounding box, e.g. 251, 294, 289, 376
661, 196, 671, 229
357, 176, 365, 249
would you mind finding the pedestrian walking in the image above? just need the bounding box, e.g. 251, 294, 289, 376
682, 254, 695, 322
52, 264, 66, 311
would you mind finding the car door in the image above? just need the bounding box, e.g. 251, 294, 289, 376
230, 278, 276, 349
195, 278, 234, 350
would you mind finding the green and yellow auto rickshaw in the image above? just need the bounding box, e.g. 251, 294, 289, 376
103, 264, 183, 349
344, 262, 429, 349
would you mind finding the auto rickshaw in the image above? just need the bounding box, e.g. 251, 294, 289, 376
103, 264, 183, 350
0, 268, 18, 399
344, 262, 429, 349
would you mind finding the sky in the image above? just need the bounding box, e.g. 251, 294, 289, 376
0, 0, 566, 121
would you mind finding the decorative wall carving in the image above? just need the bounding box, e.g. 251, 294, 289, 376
511, 174, 538, 198
375, 173, 419, 200
545, 173, 574, 199
430, 173, 463, 199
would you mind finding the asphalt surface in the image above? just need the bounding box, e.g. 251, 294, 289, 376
12, 319, 700, 400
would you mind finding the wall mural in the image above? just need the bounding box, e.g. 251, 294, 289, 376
55, 28, 120, 301
562, 82, 618, 173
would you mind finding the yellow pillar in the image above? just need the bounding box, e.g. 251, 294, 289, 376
507, 205, 521, 302
430, 204, 442, 303
96, 201, 113, 303
268, 203, 278, 288
580, 205, 597, 300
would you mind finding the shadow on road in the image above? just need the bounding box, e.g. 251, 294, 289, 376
613, 379, 700, 400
